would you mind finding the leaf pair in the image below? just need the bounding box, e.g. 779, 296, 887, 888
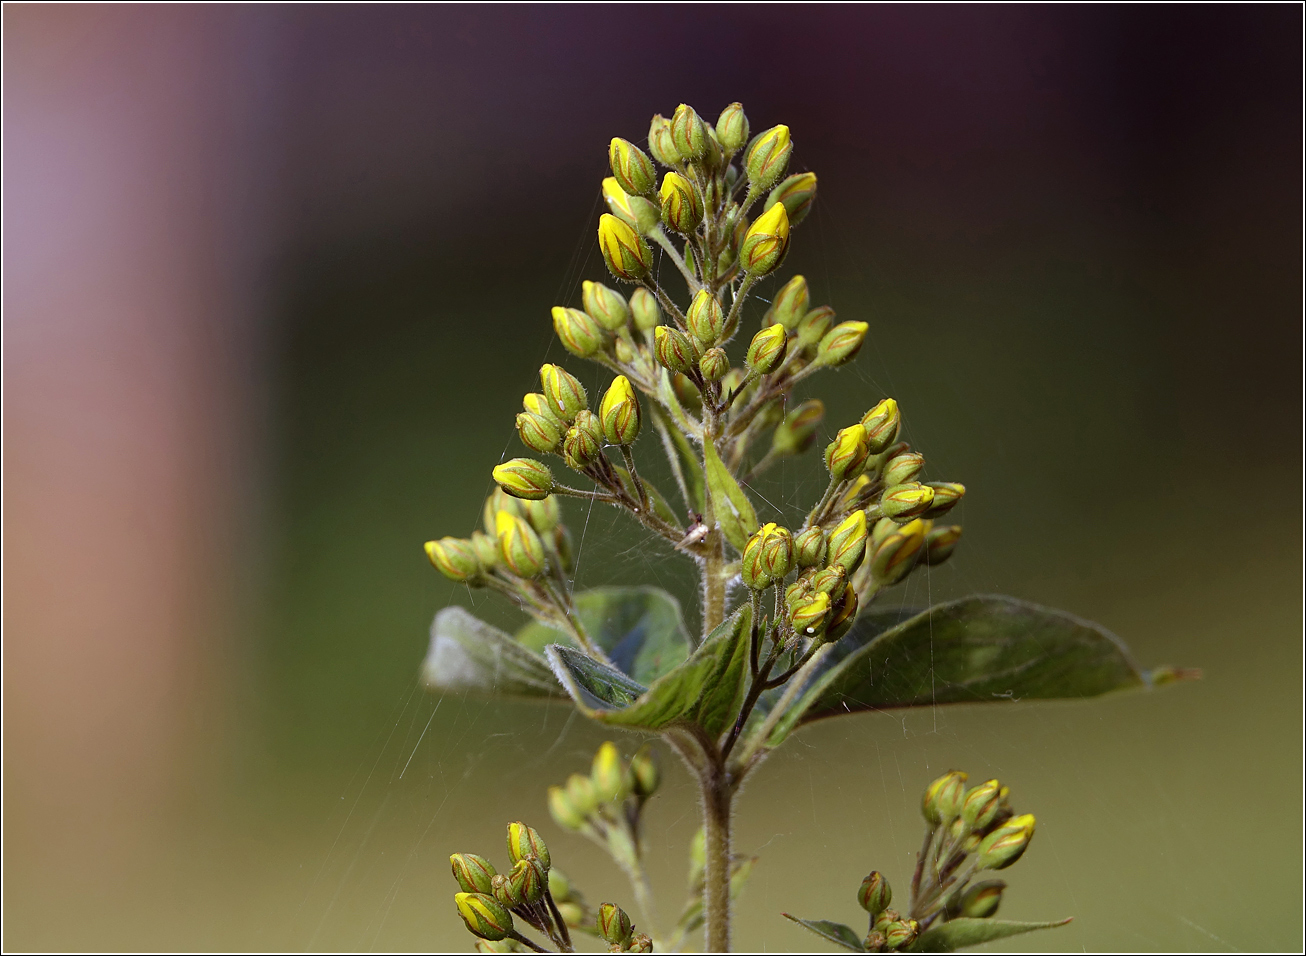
782, 913, 1072, 953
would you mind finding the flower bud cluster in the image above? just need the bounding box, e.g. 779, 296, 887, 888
548, 741, 660, 835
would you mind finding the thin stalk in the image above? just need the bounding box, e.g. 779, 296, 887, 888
732, 643, 835, 773
619, 445, 651, 515
508, 930, 550, 954
649, 228, 702, 292
543, 892, 574, 952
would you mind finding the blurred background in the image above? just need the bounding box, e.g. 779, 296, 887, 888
4, 4, 1301, 951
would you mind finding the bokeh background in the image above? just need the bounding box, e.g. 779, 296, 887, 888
5, 4, 1301, 952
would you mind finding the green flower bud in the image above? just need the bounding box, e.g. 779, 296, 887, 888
861, 398, 901, 454
976, 813, 1035, 870
825, 425, 871, 481
492, 458, 554, 501
547, 867, 573, 902
922, 481, 966, 518
566, 772, 598, 817
540, 364, 589, 422
963, 779, 1004, 830
766, 171, 818, 227
506, 821, 551, 870
793, 527, 827, 567
629, 745, 660, 798
826, 583, 858, 641
870, 518, 928, 584
871, 516, 899, 550
873, 909, 901, 933
647, 113, 678, 166
745, 124, 792, 192
814, 320, 868, 367
863, 929, 886, 951
789, 590, 831, 636
602, 177, 661, 234
629, 287, 660, 331
659, 171, 701, 234
923, 524, 963, 566
881, 482, 935, 521
425, 537, 481, 582
582, 280, 631, 332
857, 870, 892, 916
490, 873, 519, 908
455, 892, 513, 941
686, 289, 726, 347
795, 305, 835, 350
764, 275, 810, 330
771, 399, 824, 456
741, 525, 774, 590
609, 137, 657, 197
761, 525, 794, 581
563, 411, 603, 470
591, 741, 627, 804
882, 451, 925, 487
599, 375, 641, 445
596, 902, 634, 946
522, 495, 561, 533
699, 347, 729, 383
715, 102, 750, 151
810, 564, 845, 595
495, 511, 546, 577
627, 932, 654, 953
958, 879, 1006, 919
828, 510, 869, 574
882, 918, 919, 949
548, 784, 585, 830
483, 488, 523, 534
653, 325, 698, 375
739, 201, 790, 275
471, 530, 500, 569
552, 305, 604, 358
598, 213, 652, 282
516, 410, 563, 454
922, 770, 969, 826
746, 323, 788, 373
451, 853, 497, 895
505, 858, 546, 905
669, 103, 709, 161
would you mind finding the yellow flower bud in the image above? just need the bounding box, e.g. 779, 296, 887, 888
745, 124, 792, 191
977, 814, 1035, 870
923, 524, 963, 566
766, 171, 818, 226
654, 324, 697, 374
739, 201, 790, 275
770, 398, 824, 456
628, 287, 660, 331
789, 590, 831, 635
861, 398, 901, 454
715, 102, 750, 152
647, 113, 678, 166
548, 785, 584, 830
815, 320, 868, 367
669, 103, 709, 161
495, 510, 546, 577
659, 171, 701, 234
686, 288, 725, 347
455, 892, 513, 941
828, 509, 869, 574
825, 424, 871, 480
424, 537, 481, 582
591, 741, 627, 804
492, 457, 554, 501
540, 363, 588, 422
552, 305, 604, 358
602, 176, 660, 234
597, 213, 651, 282
608, 137, 657, 196
881, 482, 935, 520
922, 770, 969, 825
516, 410, 563, 454
922, 481, 966, 518
599, 374, 641, 445
506, 820, 551, 870
698, 347, 729, 383
562, 410, 603, 469
764, 274, 810, 329
582, 279, 630, 332
746, 323, 788, 373
826, 582, 859, 641
451, 853, 497, 895
883, 450, 926, 487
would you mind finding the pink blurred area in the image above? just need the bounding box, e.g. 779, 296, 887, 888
4, 4, 272, 934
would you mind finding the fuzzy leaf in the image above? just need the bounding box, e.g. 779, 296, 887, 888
703, 439, 758, 551
781, 914, 866, 951
911, 916, 1072, 952
546, 604, 752, 735
421, 606, 565, 699
516, 586, 691, 684
762, 595, 1187, 747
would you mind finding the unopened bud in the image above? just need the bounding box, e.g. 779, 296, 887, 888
793, 527, 827, 567
716, 102, 750, 151
506, 858, 546, 905
882, 451, 925, 487
548, 785, 586, 830
654, 325, 698, 375
598, 213, 652, 282
922, 481, 966, 518
795, 305, 835, 350
698, 347, 729, 383
825, 425, 871, 480
455, 892, 513, 941
670, 103, 709, 161
881, 482, 935, 521
451, 853, 497, 895
963, 779, 1004, 830
552, 306, 604, 358
660, 171, 701, 234
977, 814, 1035, 870
686, 289, 726, 347
599, 375, 642, 445
745, 124, 792, 192
739, 201, 790, 275
765, 274, 810, 330
810, 565, 846, 595
857, 871, 892, 916
828, 510, 869, 574
766, 171, 818, 227
815, 320, 868, 367
746, 323, 788, 373
629, 745, 660, 797
629, 287, 660, 331
863, 930, 886, 951
627, 932, 653, 953
647, 113, 678, 166
522, 495, 561, 533
741, 525, 774, 590
425, 537, 481, 582
788, 590, 830, 635
826, 583, 858, 640
493, 458, 554, 501
506, 821, 551, 870
470, 531, 499, 570
958, 880, 1005, 919
770, 398, 824, 456
602, 177, 661, 234
516, 411, 563, 454
609, 137, 657, 197
882, 918, 919, 949
922, 770, 969, 825
920, 524, 962, 568
583, 280, 631, 332
495, 511, 546, 577
861, 399, 901, 454
591, 741, 627, 804
566, 772, 598, 817
540, 364, 589, 422
762, 525, 794, 580
596, 902, 634, 946
484, 488, 522, 534
870, 518, 928, 584
563, 410, 603, 469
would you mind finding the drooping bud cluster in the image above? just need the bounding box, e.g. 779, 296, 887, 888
450, 822, 573, 949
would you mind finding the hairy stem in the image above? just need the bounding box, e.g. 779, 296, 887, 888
700, 764, 733, 952
649, 227, 702, 292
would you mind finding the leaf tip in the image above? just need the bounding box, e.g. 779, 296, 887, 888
1146, 665, 1202, 687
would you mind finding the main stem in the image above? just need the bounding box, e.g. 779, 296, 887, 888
700, 761, 733, 953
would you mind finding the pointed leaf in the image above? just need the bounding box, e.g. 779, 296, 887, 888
911, 916, 1071, 952
516, 586, 691, 684
781, 914, 866, 951
421, 606, 565, 698
704, 439, 758, 551
546, 604, 752, 734
762, 595, 1186, 747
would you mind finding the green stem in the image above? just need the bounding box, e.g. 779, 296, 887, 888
732, 643, 835, 773
649, 228, 701, 292
699, 763, 733, 952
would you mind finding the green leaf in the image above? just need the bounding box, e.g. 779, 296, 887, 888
421, 606, 566, 699
762, 595, 1184, 747
516, 586, 691, 684
651, 402, 705, 514
781, 914, 866, 952
546, 603, 752, 735
703, 439, 758, 551
911, 916, 1071, 952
